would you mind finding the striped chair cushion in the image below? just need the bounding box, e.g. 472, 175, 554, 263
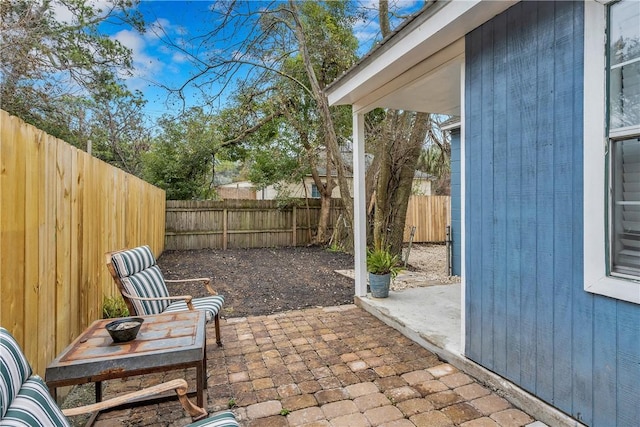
0, 328, 32, 419
2, 376, 70, 427
111, 245, 157, 278
186, 410, 239, 427
120, 265, 171, 316
163, 295, 225, 323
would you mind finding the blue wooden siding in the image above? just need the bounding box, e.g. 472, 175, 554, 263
464, 2, 640, 425
450, 128, 461, 276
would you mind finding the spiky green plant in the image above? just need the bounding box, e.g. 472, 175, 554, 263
366, 247, 402, 278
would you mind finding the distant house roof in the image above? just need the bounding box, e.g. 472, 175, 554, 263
217, 181, 255, 189
440, 116, 461, 131
414, 170, 436, 180
305, 147, 435, 180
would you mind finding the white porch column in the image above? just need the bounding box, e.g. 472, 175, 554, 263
353, 109, 367, 297
459, 60, 466, 354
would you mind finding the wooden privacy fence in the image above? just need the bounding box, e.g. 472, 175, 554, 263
403, 195, 450, 243
165, 199, 343, 250
0, 110, 166, 376
166, 195, 450, 250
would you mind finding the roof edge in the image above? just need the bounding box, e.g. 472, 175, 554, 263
324, 0, 443, 94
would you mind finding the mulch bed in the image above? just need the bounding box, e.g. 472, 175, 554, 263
157, 246, 355, 318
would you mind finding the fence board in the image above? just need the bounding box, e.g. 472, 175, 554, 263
0, 110, 165, 376
56, 141, 72, 353
2, 118, 22, 342
24, 124, 41, 362
404, 196, 451, 242
1, 114, 25, 339
39, 133, 57, 376
70, 149, 82, 339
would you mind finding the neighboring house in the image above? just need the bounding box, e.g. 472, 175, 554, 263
256, 175, 346, 200
216, 181, 256, 200
257, 162, 433, 200
326, 1, 639, 426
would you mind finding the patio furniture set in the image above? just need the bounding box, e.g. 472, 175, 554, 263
0, 245, 238, 426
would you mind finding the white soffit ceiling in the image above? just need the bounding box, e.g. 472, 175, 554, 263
355, 48, 464, 116
327, 1, 516, 115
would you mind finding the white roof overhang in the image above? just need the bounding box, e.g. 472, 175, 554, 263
326, 0, 517, 115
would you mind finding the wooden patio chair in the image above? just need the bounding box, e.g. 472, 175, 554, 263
0, 327, 239, 426
106, 245, 224, 345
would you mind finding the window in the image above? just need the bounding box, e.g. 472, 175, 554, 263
311, 184, 321, 199
607, 0, 640, 132
584, 0, 640, 304
610, 137, 640, 277
607, 0, 640, 279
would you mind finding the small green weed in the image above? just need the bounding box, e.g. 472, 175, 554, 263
228, 398, 237, 408
280, 408, 291, 416
102, 295, 129, 319
327, 242, 344, 253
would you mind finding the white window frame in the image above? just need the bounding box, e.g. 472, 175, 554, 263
311, 183, 321, 199
584, 0, 640, 304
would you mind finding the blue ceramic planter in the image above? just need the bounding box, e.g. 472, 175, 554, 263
368, 273, 391, 298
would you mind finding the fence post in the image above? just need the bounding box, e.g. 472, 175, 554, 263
292, 206, 297, 246
223, 208, 228, 250
445, 225, 452, 276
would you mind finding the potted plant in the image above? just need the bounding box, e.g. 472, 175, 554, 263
366, 246, 402, 298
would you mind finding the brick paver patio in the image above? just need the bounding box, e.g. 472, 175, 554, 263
83, 305, 540, 427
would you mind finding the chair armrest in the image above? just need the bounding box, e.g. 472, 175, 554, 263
121, 291, 195, 311
164, 277, 218, 295
61, 379, 207, 420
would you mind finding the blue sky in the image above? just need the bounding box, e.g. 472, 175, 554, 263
99, 0, 424, 121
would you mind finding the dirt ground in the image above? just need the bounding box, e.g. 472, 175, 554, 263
158, 243, 458, 318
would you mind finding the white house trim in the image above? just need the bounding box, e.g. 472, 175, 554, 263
459, 60, 467, 354
441, 121, 462, 132
351, 42, 465, 115
353, 111, 368, 297
327, 0, 515, 109
583, 0, 640, 304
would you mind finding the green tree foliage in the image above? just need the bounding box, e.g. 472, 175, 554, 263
152, 1, 359, 242
76, 89, 151, 177
246, 133, 306, 191
142, 108, 220, 200
416, 118, 452, 195
365, 0, 452, 256
142, 107, 249, 200
0, 0, 144, 153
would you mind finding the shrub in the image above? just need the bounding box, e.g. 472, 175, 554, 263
366, 247, 402, 278
102, 295, 129, 319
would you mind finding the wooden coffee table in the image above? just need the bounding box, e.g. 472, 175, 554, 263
46, 311, 207, 408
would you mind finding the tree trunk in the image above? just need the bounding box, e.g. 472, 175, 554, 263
373, 112, 394, 250
288, 0, 354, 238
373, 111, 430, 255
369, 1, 431, 257
385, 126, 425, 253
300, 128, 336, 244
318, 194, 332, 243
313, 154, 336, 244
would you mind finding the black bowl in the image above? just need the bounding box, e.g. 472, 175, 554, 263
105, 317, 144, 343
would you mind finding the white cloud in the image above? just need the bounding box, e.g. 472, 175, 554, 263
112, 29, 146, 53
147, 18, 189, 46
172, 52, 189, 64
111, 29, 163, 89
52, 0, 116, 24
110, 16, 197, 92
